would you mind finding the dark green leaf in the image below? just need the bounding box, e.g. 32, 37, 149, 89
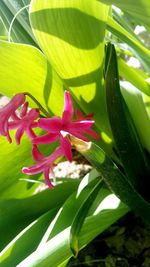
105, 43, 150, 201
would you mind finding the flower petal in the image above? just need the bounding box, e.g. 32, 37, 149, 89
20, 102, 28, 117
15, 127, 24, 145
84, 128, 100, 140
62, 91, 74, 125
76, 109, 94, 120
69, 120, 94, 132
22, 163, 45, 175
32, 145, 45, 162
26, 128, 37, 140
60, 135, 72, 162
38, 117, 62, 132
44, 168, 54, 188
33, 132, 59, 145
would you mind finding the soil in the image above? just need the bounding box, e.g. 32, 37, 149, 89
67, 213, 150, 267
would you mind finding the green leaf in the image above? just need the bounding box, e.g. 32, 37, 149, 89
29, 0, 114, 144
37, 169, 101, 244
0, 1, 36, 45
72, 138, 150, 224
0, 40, 65, 116
0, 180, 79, 251
0, 135, 39, 199
120, 81, 150, 153
99, 0, 150, 30
118, 58, 150, 96
0, 209, 57, 267
105, 43, 150, 201
30, 0, 108, 81
107, 16, 150, 68
0, 17, 7, 36
15, 185, 128, 266
70, 178, 103, 256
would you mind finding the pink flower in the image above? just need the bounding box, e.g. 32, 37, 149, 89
33, 91, 99, 161
0, 93, 25, 142
22, 145, 63, 188
8, 102, 40, 144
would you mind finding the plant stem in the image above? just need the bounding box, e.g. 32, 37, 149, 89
24, 92, 50, 117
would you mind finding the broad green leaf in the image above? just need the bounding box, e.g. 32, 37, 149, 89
30, 0, 113, 141
0, 40, 65, 116
105, 43, 150, 201
0, 135, 39, 199
30, 0, 108, 80
0, 180, 79, 251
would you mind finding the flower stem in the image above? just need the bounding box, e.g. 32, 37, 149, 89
24, 92, 50, 117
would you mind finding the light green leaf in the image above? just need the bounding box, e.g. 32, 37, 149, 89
0, 40, 65, 116
29, 0, 113, 142
0, 135, 39, 199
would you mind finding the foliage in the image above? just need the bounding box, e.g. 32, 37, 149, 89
0, 0, 150, 266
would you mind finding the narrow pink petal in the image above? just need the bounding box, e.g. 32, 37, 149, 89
15, 127, 24, 144
6, 124, 12, 143
22, 163, 45, 175
27, 108, 39, 121
62, 91, 74, 125
11, 93, 25, 107
38, 117, 62, 132
6, 133, 12, 143
31, 122, 38, 128
84, 128, 100, 140
44, 168, 54, 188
47, 146, 63, 162
60, 135, 72, 162
8, 120, 22, 129
26, 127, 37, 140
0, 93, 25, 136
32, 145, 45, 162
20, 102, 28, 117
33, 133, 59, 145
69, 120, 94, 132
0, 120, 8, 136
76, 109, 83, 120
76, 109, 94, 120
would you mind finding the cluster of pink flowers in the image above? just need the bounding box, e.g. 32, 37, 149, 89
0, 91, 99, 188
